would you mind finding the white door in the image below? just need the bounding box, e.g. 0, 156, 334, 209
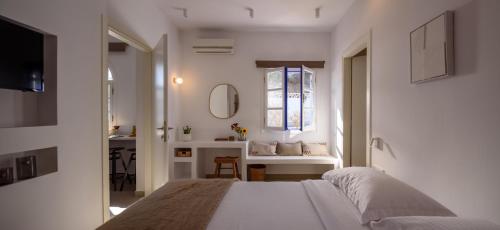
152, 34, 168, 190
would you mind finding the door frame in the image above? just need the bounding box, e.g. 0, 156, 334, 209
100, 16, 154, 222
341, 31, 372, 168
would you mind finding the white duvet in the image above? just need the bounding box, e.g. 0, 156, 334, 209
207, 180, 369, 230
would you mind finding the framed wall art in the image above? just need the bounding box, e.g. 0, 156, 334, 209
410, 11, 454, 84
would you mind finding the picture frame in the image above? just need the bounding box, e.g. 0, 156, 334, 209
410, 11, 454, 84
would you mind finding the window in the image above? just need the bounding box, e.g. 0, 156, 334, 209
107, 68, 114, 131
265, 66, 315, 131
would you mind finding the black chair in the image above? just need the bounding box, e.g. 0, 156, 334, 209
120, 148, 136, 191
109, 147, 127, 191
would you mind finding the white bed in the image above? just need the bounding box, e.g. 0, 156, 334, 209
99, 167, 499, 230
208, 180, 369, 230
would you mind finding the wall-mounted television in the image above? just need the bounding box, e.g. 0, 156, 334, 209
0, 15, 57, 128
0, 15, 48, 92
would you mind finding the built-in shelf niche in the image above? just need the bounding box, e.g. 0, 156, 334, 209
0, 147, 58, 187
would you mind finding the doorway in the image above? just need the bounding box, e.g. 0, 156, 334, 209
101, 22, 156, 221
341, 33, 372, 168
350, 50, 367, 166
106, 33, 145, 216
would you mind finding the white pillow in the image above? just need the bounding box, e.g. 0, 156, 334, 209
322, 167, 455, 224
371, 216, 500, 230
250, 141, 277, 156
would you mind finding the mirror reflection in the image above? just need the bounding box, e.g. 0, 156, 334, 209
209, 84, 239, 119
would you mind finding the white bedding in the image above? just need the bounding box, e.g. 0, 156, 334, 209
207, 180, 369, 230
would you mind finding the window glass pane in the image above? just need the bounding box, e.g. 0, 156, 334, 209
107, 84, 113, 130
267, 109, 283, 127
267, 70, 282, 89
108, 68, 113, 81
303, 108, 314, 127
267, 90, 283, 108
287, 71, 301, 130
303, 90, 313, 108
303, 70, 313, 90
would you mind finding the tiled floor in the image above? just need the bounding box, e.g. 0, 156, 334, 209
109, 175, 142, 217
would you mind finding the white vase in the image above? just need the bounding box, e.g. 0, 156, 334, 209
181, 133, 192, 142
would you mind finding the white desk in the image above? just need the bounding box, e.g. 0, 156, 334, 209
168, 141, 249, 181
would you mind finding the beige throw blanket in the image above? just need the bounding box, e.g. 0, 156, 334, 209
98, 179, 236, 230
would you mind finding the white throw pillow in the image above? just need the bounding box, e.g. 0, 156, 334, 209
371, 216, 500, 230
322, 167, 455, 224
250, 141, 277, 156
302, 143, 329, 156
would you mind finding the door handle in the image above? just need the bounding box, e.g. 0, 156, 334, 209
157, 121, 167, 142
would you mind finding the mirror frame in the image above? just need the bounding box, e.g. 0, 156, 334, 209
209, 83, 239, 119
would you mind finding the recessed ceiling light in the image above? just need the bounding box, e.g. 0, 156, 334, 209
245, 7, 254, 19
315, 7, 321, 19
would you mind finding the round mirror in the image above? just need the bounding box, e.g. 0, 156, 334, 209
209, 84, 239, 119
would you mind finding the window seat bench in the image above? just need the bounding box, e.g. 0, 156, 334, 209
245, 155, 337, 165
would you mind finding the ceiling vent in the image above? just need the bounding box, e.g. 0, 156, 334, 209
192, 38, 234, 54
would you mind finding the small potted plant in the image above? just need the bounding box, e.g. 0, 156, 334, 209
231, 123, 248, 141
181, 125, 192, 142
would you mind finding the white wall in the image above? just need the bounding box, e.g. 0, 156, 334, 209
109, 46, 137, 134
179, 31, 331, 145
331, 0, 500, 223
0, 0, 105, 229
0, 0, 180, 229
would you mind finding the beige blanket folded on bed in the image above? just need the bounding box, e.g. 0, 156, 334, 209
98, 179, 236, 230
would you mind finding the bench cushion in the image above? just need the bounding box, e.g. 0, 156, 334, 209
246, 155, 336, 165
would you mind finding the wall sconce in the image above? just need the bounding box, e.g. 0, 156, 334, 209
173, 77, 183, 85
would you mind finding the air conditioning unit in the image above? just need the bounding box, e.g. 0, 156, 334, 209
192, 38, 234, 54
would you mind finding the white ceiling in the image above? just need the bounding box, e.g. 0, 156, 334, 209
154, 0, 355, 32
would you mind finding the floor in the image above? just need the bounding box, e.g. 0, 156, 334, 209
109, 174, 142, 217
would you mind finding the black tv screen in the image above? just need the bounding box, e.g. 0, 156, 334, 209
0, 16, 44, 92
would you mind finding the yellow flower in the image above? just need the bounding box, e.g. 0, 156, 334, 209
242, 128, 248, 134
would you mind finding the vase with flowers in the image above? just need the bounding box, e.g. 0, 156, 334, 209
231, 123, 248, 141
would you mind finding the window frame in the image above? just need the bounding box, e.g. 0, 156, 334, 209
301, 65, 316, 131
264, 66, 316, 132
285, 67, 303, 131
264, 67, 286, 130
